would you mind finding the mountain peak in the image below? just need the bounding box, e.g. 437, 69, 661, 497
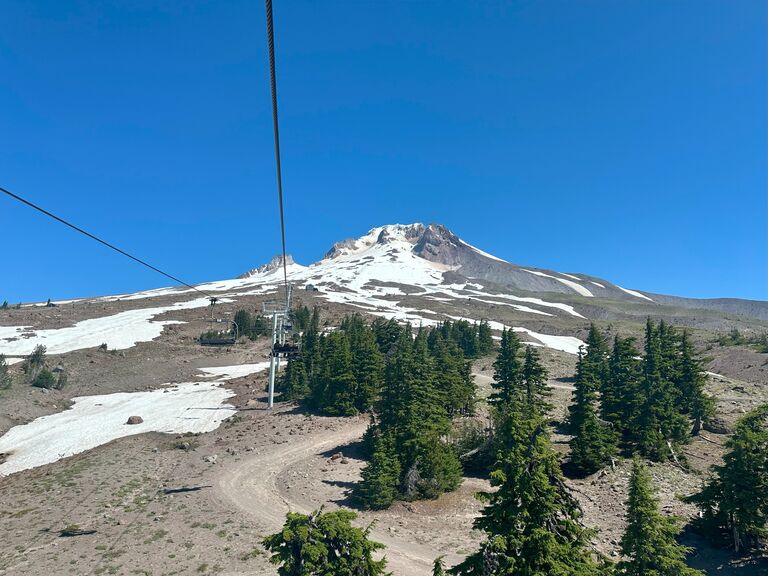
239, 254, 295, 278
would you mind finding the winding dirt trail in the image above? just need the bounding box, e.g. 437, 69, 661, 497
213, 416, 468, 575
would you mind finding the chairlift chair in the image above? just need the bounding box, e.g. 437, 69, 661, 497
199, 297, 238, 346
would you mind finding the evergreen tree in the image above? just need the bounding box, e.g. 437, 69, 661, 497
636, 320, 689, 461
433, 556, 448, 576
311, 332, 357, 416
353, 432, 401, 510
618, 459, 703, 576
521, 345, 551, 415
24, 344, 46, 376
452, 415, 603, 576
568, 344, 616, 476
233, 309, 252, 337
489, 329, 523, 409
349, 323, 385, 413
601, 336, 643, 442
477, 320, 494, 356
677, 331, 715, 435
686, 403, 768, 552
432, 335, 475, 416
263, 509, 389, 576
280, 356, 310, 401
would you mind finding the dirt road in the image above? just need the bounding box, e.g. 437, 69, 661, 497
213, 415, 472, 575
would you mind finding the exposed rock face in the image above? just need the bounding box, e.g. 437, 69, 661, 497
239, 255, 295, 278
126, 416, 143, 425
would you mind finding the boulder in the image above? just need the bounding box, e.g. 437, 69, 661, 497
126, 416, 143, 425
704, 417, 731, 435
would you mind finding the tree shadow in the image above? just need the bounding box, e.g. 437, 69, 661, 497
319, 438, 367, 460
682, 531, 768, 575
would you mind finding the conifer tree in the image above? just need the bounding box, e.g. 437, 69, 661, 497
350, 325, 385, 413
353, 432, 401, 510
263, 509, 388, 576
233, 309, 252, 338
280, 355, 309, 401
432, 335, 475, 415
311, 332, 357, 416
489, 329, 522, 409
636, 320, 689, 461
568, 344, 616, 476
433, 556, 447, 576
452, 415, 603, 575
677, 331, 715, 435
521, 345, 551, 414
477, 320, 494, 356
618, 459, 703, 576
601, 336, 642, 442
686, 403, 768, 552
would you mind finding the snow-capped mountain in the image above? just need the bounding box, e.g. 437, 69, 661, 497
238, 223, 768, 324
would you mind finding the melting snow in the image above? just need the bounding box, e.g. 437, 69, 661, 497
616, 286, 654, 302
0, 381, 236, 476
512, 328, 585, 355
197, 362, 272, 380
0, 297, 223, 358
521, 269, 594, 297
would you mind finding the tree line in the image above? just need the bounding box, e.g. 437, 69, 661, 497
568, 320, 715, 476
266, 314, 767, 574
278, 311, 496, 507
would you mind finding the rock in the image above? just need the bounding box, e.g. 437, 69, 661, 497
704, 417, 731, 435
330, 452, 343, 461
204, 454, 218, 464
126, 416, 144, 425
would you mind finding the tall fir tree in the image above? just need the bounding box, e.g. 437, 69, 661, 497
350, 324, 385, 413
311, 332, 357, 416
451, 414, 603, 576
686, 403, 768, 552
477, 320, 494, 356
489, 329, 523, 409
568, 324, 616, 476
601, 335, 643, 443
353, 432, 401, 510
677, 331, 715, 435
618, 459, 703, 576
636, 320, 689, 461
280, 355, 309, 401
521, 345, 551, 415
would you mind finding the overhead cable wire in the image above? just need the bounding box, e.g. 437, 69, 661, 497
0, 185, 213, 299
264, 0, 290, 299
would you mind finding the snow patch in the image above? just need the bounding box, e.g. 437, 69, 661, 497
521, 269, 594, 297
0, 381, 236, 476
0, 297, 222, 357
197, 362, 272, 380
616, 286, 654, 302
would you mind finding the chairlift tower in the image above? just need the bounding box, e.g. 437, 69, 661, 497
263, 284, 294, 409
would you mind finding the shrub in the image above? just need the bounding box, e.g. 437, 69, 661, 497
32, 368, 57, 389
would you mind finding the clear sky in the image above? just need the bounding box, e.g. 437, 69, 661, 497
1, 1, 766, 303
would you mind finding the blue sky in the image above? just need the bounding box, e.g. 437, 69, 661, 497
1, 1, 765, 303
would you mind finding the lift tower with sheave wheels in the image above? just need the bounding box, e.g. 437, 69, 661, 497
263, 284, 299, 408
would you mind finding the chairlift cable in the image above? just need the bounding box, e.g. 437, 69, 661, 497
0, 185, 214, 299
264, 0, 290, 303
